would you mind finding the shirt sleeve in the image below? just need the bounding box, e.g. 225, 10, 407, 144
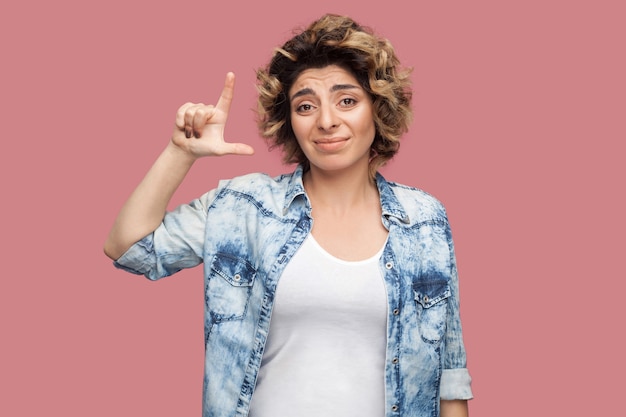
439, 218, 474, 400
113, 188, 218, 280
440, 368, 473, 400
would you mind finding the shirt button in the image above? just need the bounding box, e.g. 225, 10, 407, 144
385, 262, 393, 269
391, 405, 399, 412
393, 308, 400, 315
392, 357, 399, 364
423, 295, 429, 303
233, 274, 241, 282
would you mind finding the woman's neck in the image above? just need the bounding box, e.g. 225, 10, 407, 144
303, 165, 378, 214
301, 163, 387, 261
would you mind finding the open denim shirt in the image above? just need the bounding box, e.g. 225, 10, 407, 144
115, 165, 473, 417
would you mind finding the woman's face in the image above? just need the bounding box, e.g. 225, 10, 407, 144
289, 65, 376, 176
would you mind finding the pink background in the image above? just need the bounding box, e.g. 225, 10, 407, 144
1, 0, 624, 415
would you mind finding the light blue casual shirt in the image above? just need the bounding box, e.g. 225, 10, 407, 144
114, 165, 473, 417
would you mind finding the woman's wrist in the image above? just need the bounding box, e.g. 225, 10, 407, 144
165, 139, 199, 166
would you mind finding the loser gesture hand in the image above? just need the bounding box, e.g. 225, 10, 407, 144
171, 72, 255, 158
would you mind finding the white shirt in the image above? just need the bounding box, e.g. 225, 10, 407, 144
249, 234, 388, 417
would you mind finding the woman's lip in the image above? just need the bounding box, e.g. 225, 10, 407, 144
313, 137, 349, 152
313, 137, 347, 144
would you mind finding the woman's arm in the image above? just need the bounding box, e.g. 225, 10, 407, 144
440, 399, 469, 417
103, 73, 254, 260
103, 142, 195, 260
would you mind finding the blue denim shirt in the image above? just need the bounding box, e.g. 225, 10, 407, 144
115, 165, 473, 417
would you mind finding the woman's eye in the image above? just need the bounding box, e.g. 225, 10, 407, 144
296, 103, 313, 112
340, 98, 356, 107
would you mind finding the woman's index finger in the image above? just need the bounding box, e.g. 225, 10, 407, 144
215, 72, 235, 114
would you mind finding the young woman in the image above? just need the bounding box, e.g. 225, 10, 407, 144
105, 14, 473, 417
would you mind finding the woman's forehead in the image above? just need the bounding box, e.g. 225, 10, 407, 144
290, 65, 361, 96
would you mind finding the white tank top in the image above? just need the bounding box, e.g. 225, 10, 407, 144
249, 234, 388, 417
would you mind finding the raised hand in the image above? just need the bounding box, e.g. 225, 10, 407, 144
171, 72, 255, 158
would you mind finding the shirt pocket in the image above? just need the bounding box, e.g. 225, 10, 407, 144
205, 253, 257, 322
414, 280, 451, 343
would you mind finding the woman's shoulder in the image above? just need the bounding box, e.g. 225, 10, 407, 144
212, 170, 299, 200
386, 180, 441, 202
382, 178, 449, 223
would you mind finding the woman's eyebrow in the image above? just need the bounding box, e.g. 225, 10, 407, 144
291, 84, 361, 100
291, 88, 315, 100
330, 83, 360, 92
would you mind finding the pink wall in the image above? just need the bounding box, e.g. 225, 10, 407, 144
1, 0, 624, 415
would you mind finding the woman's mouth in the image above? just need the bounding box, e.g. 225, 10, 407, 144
313, 137, 349, 152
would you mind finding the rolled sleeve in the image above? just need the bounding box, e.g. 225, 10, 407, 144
440, 217, 473, 400
440, 368, 473, 400
113, 188, 217, 280
114, 234, 159, 279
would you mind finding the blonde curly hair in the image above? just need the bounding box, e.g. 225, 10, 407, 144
256, 14, 413, 178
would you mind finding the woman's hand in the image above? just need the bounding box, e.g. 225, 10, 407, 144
104, 73, 255, 260
171, 72, 255, 158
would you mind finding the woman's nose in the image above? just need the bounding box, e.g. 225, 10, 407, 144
317, 105, 340, 130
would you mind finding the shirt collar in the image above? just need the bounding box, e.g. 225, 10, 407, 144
376, 172, 411, 224
283, 165, 308, 215
282, 165, 410, 224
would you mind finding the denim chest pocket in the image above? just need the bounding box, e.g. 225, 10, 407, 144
206, 253, 257, 322
414, 280, 451, 343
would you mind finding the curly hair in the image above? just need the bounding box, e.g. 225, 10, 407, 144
256, 14, 413, 178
